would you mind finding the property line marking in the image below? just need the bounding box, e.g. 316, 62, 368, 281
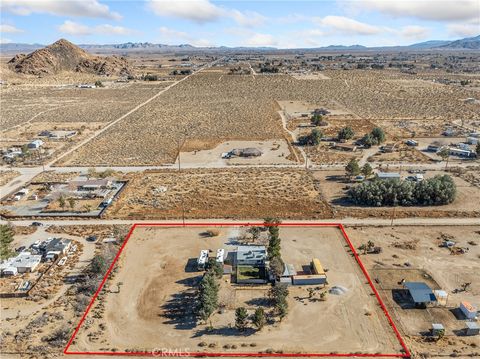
64, 222, 410, 358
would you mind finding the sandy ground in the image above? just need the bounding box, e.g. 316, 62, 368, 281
177, 140, 297, 167
344, 226, 480, 358
70, 225, 402, 355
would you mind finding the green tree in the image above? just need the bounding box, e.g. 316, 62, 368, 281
438, 147, 450, 169
58, 195, 66, 210
235, 307, 249, 331
345, 159, 361, 178
276, 300, 288, 321
206, 258, 224, 279
94, 80, 104, 87
476, 142, 480, 157
360, 133, 376, 147
311, 114, 327, 127
248, 226, 261, 241
371, 127, 386, 144
90, 255, 107, 275
338, 126, 355, 140
361, 163, 373, 178
198, 271, 219, 322
268, 226, 281, 260
269, 256, 285, 279
269, 283, 289, 321
0, 224, 15, 259
67, 197, 76, 211
252, 307, 266, 330
298, 129, 322, 146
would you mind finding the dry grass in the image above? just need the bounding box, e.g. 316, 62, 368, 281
0, 170, 20, 186
107, 168, 333, 219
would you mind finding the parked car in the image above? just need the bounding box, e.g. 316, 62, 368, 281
16, 246, 26, 252
86, 235, 98, 242
31, 221, 43, 227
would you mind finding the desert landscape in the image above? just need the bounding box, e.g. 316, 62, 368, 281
1, 2, 479, 358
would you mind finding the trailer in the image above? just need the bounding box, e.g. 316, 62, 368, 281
197, 250, 209, 271
216, 249, 225, 264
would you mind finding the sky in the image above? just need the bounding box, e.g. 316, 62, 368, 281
0, 0, 479, 48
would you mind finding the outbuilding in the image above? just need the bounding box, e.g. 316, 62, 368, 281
27, 139, 44, 149
465, 322, 479, 336
460, 301, 478, 319
377, 172, 401, 180
404, 282, 437, 308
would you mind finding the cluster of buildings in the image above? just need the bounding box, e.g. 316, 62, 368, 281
221, 148, 263, 159
403, 281, 479, 337
0, 238, 72, 277
196, 245, 328, 286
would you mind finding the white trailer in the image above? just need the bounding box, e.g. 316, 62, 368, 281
197, 250, 209, 271
216, 249, 225, 264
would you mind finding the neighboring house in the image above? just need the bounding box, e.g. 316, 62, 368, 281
27, 139, 44, 149
448, 147, 475, 158
0, 252, 42, 276
41, 238, 72, 261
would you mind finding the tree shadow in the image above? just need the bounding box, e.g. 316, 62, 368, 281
193, 326, 256, 338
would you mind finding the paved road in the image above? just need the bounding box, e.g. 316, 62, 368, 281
2, 217, 479, 227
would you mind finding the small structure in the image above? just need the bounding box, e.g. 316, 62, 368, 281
460, 301, 478, 319
197, 250, 209, 271
216, 249, 225, 264
431, 323, 445, 336
383, 143, 397, 153
43, 238, 72, 261
433, 290, 448, 306
448, 147, 475, 158
332, 143, 357, 152
312, 108, 330, 116
27, 139, 44, 149
236, 245, 267, 266
465, 322, 479, 336
279, 263, 296, 284
292, 274, 326, 286
404, 282, 437, 308
70, 179, 112, 191
377, 172, 401, 180
427, 144, 440, 152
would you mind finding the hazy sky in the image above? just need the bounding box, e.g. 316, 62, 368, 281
0, 0, 479, 47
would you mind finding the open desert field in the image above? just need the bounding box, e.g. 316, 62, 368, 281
68, 225, 404, 355
107, 168, 333, 219
0, 81, 164, 130
345, 226, 480, 358
58, 69, 479, 167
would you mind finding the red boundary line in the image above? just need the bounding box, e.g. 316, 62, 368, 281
64, 222, 411, 358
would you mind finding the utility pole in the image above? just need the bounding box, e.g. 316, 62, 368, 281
181, 194, 186, 227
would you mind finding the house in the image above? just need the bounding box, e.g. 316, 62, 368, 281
236, 245, 267, 266
235, 245, 268, 284
42, 238, 72, 260
27, 139, 44, 149
460, 301, 478, 319
404, 282, 437, 308
466, 137, 478, 145
0, 252, 42, 276
69, 179, 112, 191
377, 172, 401, 180
431, 323, 445, 336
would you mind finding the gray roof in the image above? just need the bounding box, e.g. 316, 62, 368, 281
404, 282, 437, 303
236, 245, 266, 262
466, 322, 479, 329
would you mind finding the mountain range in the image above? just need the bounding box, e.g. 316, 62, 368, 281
1, 35, 478, 54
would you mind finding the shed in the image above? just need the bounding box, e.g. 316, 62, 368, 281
27, 139, 44, 149
433, 290, 448, 306
311, 258, 326, 275
460, 301, 478, 319
465, 322, 479, 336
404, 282, 437, 307
292, 274, 327, 286
431, 323, 444, 336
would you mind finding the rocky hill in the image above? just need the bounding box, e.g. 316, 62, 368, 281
8, 39, 134, 76
439, 35, 480, 49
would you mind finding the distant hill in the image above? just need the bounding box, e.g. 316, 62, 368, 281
7, 39, 134, 76
406, 40, 452, 49
438, 35, 480, 49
